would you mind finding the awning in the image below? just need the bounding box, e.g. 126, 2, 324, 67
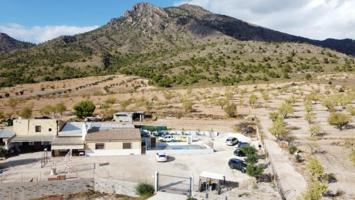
10, 135, 54, 143
51, 144, 84, 150
51, 136, 84, 150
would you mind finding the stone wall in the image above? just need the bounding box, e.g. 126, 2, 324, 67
94, 178, 139, 197
0, 178, 139, 200
0, 178, 94, 200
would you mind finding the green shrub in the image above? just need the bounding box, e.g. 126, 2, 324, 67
73, 100, 96, 119
269, 112, 280, 122
347, 105, 355, 116
328, 112, 351, 130
136, 183, 154, 197
288, 145, 297, 154
224, 103, 237, 117
246, 164, 264, 177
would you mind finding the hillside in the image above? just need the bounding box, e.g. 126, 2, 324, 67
0, 3, 354, 87
0, 33, 34, 53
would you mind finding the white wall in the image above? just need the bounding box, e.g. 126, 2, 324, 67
85, 149, 141, 156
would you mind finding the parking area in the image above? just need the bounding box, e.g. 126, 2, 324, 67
0, 131, 280, 199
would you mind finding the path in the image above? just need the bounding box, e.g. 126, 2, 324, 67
258, 107, 307, 200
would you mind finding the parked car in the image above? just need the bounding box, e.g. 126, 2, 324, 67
226, 137, 238, 146
236, 142, 250, 149
228, 158, 247, 173
160, 135, 174, 142
233, 149, 246, 157
155, 152, 168, 162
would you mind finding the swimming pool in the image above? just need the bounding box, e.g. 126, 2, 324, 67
147, 142, 214, 155
159, 144, 207, 150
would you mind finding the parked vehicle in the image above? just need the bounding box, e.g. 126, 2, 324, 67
236, 142, 250, 149
228, 158, 247, 173
233, 149, 246, 157
155, 152, 168, 162
160, 135, 174, 142
226, 137, 238, 146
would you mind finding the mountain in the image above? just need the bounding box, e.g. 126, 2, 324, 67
0, 33, 34, 53
0, 3, 354, 87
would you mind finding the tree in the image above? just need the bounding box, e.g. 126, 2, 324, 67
261, 92, 270, 101
102, 52, 112, 69
278, 102, 294, 118
105, 97, 116, 105
347, 105, 355, 116
305, 112, 315, 124
301, 181, 327, 200
307, 157, 324, 180
328, 112, 351, 130
248, 94, 258, 109
224, 103, 237, 117
304, 99, 313, 113
269, 117, 287, 140
269, 112, 280, 122
40, 105, 55, 116
19, 107, 32, 119
119, 100, 130, 111
322, 98, 335, 112
73, 100, 96, 119
7, 98, 20, 117
309, 124, 321, 137
54, 103, 66, 117
217, 98, 228, 109
246, 164, 264, 177
181, 97, 194, 113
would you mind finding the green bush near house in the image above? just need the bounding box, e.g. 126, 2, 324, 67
73, 100, 96, 119
136, 183, 155, 197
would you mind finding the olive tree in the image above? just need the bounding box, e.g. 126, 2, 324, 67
305, 112, 316, 124
322, 98, 336, 112
181, 97, 194, 113
248, 94, 258, 109
328, 112, 351, 130
309, 124, 322, 137
278, 101, 294, 118
19, 107, 32, 119
224, 103, 237, 118
269, 117, 287, 140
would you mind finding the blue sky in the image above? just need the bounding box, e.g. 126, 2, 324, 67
1, 0, 354, 43
0, 0, 174, 27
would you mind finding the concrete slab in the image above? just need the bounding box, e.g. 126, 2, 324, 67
148, 192, 187, 200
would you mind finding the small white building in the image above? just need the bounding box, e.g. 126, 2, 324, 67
113, 112, 145, 123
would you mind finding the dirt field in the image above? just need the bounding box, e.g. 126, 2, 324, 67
1, 73, 355, 199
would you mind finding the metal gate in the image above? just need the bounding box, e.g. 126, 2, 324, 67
155, 171, 193, 196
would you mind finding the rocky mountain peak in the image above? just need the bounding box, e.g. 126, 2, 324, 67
123, 3, 168, 25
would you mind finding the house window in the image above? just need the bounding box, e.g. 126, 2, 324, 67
95, 143, 105, 150
35, 126, 42, 133
48, 128, 52, 132
123, 143, 131, 149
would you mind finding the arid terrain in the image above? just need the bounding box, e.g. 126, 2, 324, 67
0, 72, 354, 199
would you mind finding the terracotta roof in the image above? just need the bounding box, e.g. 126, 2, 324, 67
85, 128, 141, 142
